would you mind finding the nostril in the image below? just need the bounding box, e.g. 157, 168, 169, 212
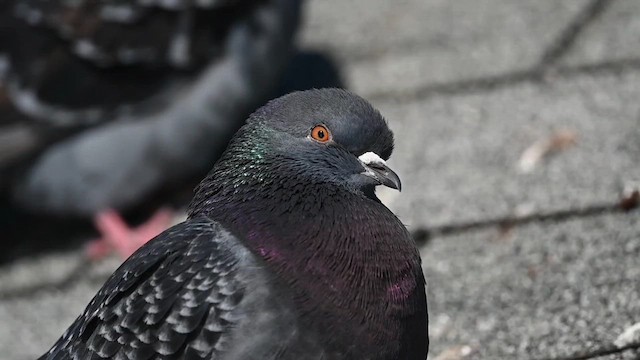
367, 162, 387, 172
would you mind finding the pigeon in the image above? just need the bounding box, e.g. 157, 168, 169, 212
0, 0, 302, 257
39, 89, 429, 360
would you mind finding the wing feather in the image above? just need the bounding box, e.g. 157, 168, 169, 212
39, 219, 252, 360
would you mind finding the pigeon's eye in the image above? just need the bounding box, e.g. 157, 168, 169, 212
310, 125, 331, 143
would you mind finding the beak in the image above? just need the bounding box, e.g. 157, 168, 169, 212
358, 152, 402, 191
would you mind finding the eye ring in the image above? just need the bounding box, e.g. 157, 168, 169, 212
310, 125, 331, 143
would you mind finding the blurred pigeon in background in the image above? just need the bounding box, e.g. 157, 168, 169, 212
0, 0, 302, 257
40, 88, 428, 360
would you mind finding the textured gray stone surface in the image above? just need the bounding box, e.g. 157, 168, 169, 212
380, 71, 640, 228
302, 0, 590, 95
0, 252, 118, 359
2, 0, 640, 359
423, 212, 640, 359
562, 0, 640, 66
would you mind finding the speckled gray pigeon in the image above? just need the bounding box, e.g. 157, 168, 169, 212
39, 89, 429, 360
0, 0, 301, 216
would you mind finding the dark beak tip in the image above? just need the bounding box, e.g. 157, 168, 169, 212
372, 164, 402, 192
361, 161, 402, 192
385, 172, 402, 192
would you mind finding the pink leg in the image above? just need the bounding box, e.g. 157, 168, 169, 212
85, 208, 174, 260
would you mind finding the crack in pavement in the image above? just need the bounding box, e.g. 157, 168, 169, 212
316, 0, 612, 66
365, 0, 614, 102
533, 341, 640, 360
367, 57, 640, 102
537, 0, 612, 67
412, 198, 638, 245
2, 195, 636, 300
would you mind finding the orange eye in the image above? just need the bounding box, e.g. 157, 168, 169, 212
310, 125, 331, 143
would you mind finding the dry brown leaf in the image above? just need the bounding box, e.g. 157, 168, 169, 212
620, 181, 640, 211
432, 345, 474, 360
517, 129, 578, 173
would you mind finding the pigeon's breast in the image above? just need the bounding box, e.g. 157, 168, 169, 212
216, 190, 424, 358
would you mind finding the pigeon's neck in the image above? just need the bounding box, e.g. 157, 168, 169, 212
189, 158, 423, 354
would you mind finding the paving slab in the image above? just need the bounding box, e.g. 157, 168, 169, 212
562, 0, 640, 66
0, 252, 119, 360
302, 0, 589, 96
423, 211, 640, 359
375, 71, 640, 230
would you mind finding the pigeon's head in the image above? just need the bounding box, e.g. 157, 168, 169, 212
239, 88, 400, 196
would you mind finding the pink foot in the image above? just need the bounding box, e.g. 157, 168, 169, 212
86, 208, 174, 260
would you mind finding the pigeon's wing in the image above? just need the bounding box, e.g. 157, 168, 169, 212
39, 218, 308, 360
0, 0, 261, 126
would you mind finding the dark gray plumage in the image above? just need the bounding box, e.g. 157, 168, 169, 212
40, 89, 428, 360
0, 0, 301, 215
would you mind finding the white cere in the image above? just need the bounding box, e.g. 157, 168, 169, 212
358, 152, 387, 166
